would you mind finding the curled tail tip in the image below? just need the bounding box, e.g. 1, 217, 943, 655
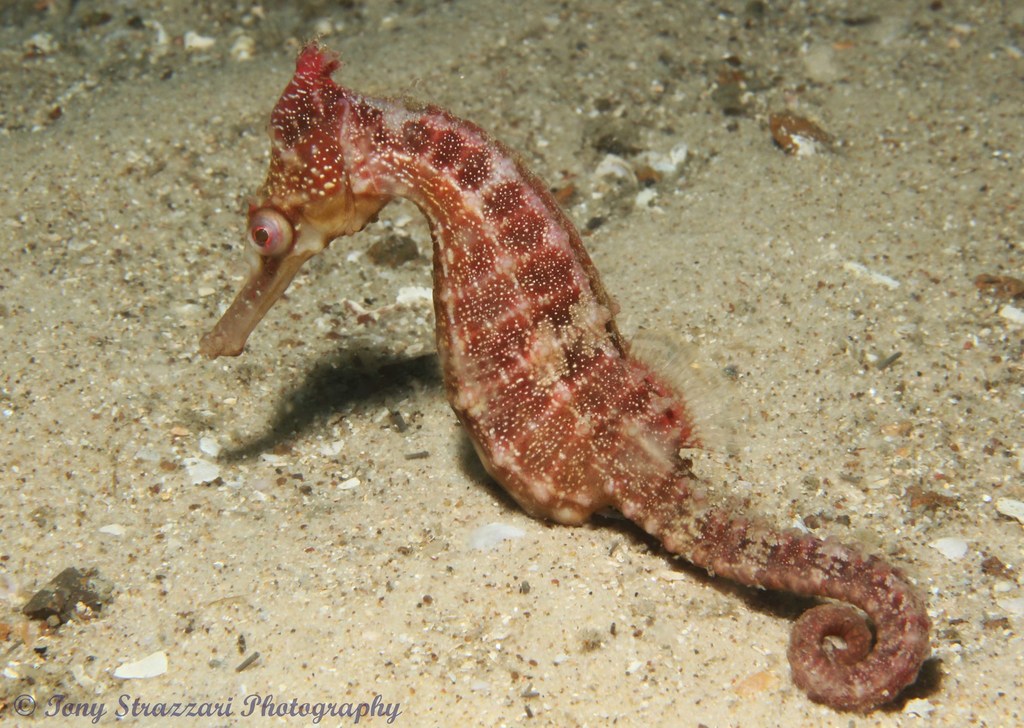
643, 502, 932, 711
787, 582, 931, 711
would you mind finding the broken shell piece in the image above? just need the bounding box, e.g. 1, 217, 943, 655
113, 651, 168, 679
769, 112, 833, 156
929, 537, 968, 560
995, 498, 1024, 524
183, 457, 220, 484
468, 522, 526, 551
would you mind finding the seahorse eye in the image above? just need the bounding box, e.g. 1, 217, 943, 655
248, 209, 294, 257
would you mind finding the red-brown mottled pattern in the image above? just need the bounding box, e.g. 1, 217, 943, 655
207, 43, 930, 712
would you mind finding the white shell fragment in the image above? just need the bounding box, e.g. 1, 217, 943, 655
638, 143, 689, 174
468, 523, 526, 551
338, 477, 360, 490
183, 31, 216, 51
843, 261, 901, 289
995, 498, 1024, 524
113, 651, 168, 679
634, 188, 658, 208
996, 597, 1024, 616
998, 305, 1024, 325
25, 32, 58, 55
396, 286, 432, 305
667, 142, 689, 170
903, 698, 935, 717
230, 35, 255, 61
929, 537, 968, 560
199, 437, 221, 457
594, 154, 633, 180
320, 440, 345, 457
183, 457, 220, 485
98, 524, 126, 537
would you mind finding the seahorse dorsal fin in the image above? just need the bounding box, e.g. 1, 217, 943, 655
628, 328, 739, 455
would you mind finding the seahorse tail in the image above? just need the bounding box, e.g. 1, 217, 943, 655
616, 482, 930, 711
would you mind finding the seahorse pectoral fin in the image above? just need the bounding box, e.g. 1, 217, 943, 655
199, 229, 325, 358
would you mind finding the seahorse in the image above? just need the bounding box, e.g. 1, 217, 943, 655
199, 43, 930, 711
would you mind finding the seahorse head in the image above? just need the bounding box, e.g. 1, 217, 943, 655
199, 43, 385, 357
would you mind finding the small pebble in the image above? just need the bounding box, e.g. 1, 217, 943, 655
183, 31, 216, 52
25, 32, 59, 55
235, 651, 260, 672
802, 43, 840, 83
669, 143, 689, 168
98, 524, 126, 537
199, 437, 221, 457
338, 477, 360, 490
230, 35, 255, 62
134, 447, 160, 462
638, 143, 689, 174
22, 567, 114, 624
313, 18, 336, 36
0, 573, 17, 601
320, 440, 345, 457
113, 651, 168, 679
367, 235, 420, 267
594, 154, 633, 180
70, 663, 97, 691
634, 188, 658, 208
